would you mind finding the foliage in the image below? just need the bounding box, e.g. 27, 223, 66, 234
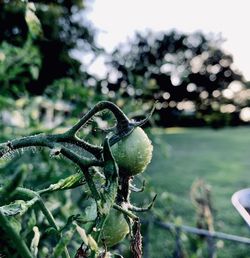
1, 1, 250, 257
105, 31, 246, 127
0, 101, 156, 257
0, 0, 98, 96
0, 39, 41, 97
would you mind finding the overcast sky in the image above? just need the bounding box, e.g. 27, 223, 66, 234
85, 0, 250, 80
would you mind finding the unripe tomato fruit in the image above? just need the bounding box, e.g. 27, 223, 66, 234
111, 127, 153, 176
100, 209, 129, 247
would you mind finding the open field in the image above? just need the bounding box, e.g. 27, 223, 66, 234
141, 127, 250, 257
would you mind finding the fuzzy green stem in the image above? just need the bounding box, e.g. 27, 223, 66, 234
59, 147, 102, 200
59, 146, 103, 168
37, 199, 58, 230
128, 194, 157, 212
56, 134, 102, 156
8, 134, 54, 150
1, 133, 102, 159
113, 203, 138, 220
67, 101, 130, 136
0, 134, 103, 201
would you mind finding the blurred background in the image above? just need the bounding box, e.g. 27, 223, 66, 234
1, 0, 250, 257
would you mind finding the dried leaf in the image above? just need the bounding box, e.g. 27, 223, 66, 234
130, 220, 142, 258
30, 226, 40, 257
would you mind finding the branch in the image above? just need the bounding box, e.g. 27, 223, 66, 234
113, 203, 138, 220
66, 101, 130, 136
130, 180, 146, 193
128, 194, 157, 212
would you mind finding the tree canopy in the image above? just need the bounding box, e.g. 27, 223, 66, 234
0, 0, 97, 96
106, 31, 245, 127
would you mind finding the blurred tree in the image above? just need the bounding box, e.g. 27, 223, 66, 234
106, 31, 245, 127
0, 0, 98, 97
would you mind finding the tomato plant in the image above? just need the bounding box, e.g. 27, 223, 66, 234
0, 101, 156, 258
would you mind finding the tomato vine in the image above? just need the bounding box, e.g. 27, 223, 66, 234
0, 101, 156, 258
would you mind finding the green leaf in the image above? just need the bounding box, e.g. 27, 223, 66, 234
75, 199, 97, 223
8, 217, 22, 234
0, 198, 38, 217
0, 200, 27, 216
47, 172, 85, 192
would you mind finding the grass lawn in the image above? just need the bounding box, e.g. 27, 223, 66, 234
140, 127, 250, 257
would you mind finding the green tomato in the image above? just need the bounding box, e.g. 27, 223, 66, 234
111, 127, 153, 176
100, 209, 129, 247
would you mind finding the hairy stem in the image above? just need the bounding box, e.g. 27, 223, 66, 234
66, 101, 130, 136
59, 147, 102, 200
56, 134, 102, 156
0, 134, 103, 202
113, 203, 138, 220
37, 199, 58, 230
0, 133, 101, 159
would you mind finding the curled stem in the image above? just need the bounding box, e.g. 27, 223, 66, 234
132, 101, 156, 128
130, 180, 146, 193
66, 101, 130, 137
128, 194, 157, 212
113, 203, 138, 221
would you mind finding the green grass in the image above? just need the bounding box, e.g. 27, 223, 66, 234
142, 127, 250, 258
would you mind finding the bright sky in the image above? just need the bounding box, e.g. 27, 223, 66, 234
85, 0, 250, 80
